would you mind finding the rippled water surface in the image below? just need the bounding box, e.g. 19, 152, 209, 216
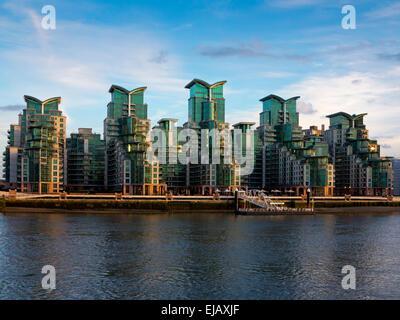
1, 212, 400, 299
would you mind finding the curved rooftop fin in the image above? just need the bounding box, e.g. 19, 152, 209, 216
210, 81, 227, 88
24, 96, 61, 105
185, 79, 211, 89
129, 87, 147, 94
42, 97, 61, 105
24, 95, 43, 104
259, 94, 300, 102
326, 112, 353, 121
185, 79, 226, 89
352, 113, 368, 121
109, 84, 130, 94
109, 85, 147, 95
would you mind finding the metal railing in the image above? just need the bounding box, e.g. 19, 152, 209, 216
238, 190, 287, 211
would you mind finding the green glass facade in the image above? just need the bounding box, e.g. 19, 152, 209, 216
3, 96, 66, 193
325, 112, 393, 195
232, 122, 263, 189
2, 124, 21, 188
104, 85, 164, 195
258, 95, 334, 196
184, 79, 239, 194
153, 119, 187, 193
2, 81, 394, 196
66, 128, 105, 192
186, 79, 226, 125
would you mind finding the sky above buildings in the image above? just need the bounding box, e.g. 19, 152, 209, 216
0, 0, 400, 164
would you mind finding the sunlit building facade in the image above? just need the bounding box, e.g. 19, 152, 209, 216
325, 112, 393, 195
66, 128, 105, 193
392, 158, 400, 196
232, 122, 263, 190
2, 81, 397, 196
152, 118, 187, 194
3, 96, 66, 193
257, 95, 334, 196
103, 85, 165, 195
183, 79, 240, 195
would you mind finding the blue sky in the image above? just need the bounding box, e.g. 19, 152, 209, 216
1, 0, 400, 165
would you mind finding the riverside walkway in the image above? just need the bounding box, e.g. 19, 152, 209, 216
1, 191, 398, 202
0, 191, 232, 201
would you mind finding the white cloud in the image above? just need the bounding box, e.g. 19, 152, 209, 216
1, 18, 185, 92
278, 71, 400, 157
0, 2, 189, 171
225, 106, 260, 128
297, 100, 316, 114
366, 2, 400, 19
0, 11, 186, 96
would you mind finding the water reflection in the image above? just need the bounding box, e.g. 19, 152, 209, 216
1, 212, 400, 299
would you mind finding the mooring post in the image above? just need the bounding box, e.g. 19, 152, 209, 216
235, 190, 239, 212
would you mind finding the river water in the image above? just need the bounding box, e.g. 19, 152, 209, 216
1, 212, 400, 299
